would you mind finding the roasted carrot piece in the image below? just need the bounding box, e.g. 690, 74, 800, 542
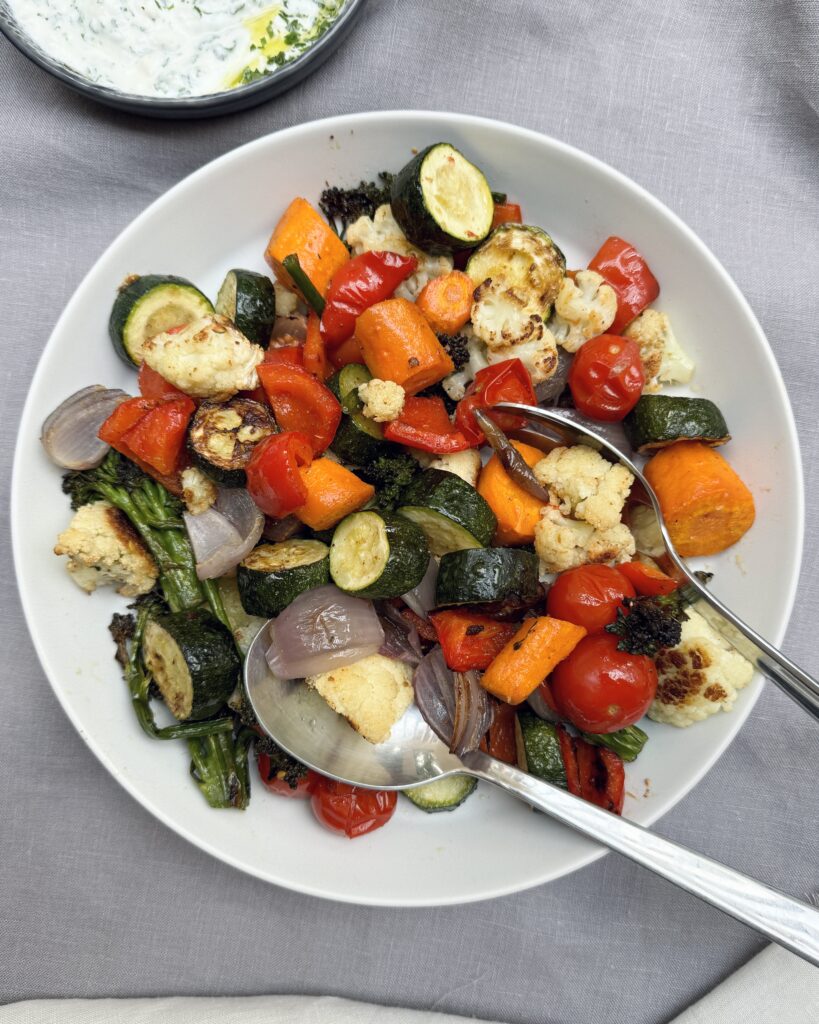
294, 458, 375, 531
477, 441, 546, 546
265, 197, 349, 299
329, 335, 365, 369
415, 271, 474, 334
643, 441, 755, 557
480, 617, 587, 705
302, 312, 332, 380
355, 298, 455, 395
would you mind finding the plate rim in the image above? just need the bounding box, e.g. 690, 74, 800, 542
11, 110, 806, 906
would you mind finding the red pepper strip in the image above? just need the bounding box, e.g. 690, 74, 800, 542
491, 201, 522, 229
486, 701, 518, 764
120, 396, 196, 476
383, 396, 471, 453
430, 610, 519, 672
330, 335, 366, 370
262, 345, 304, 366
392, 602, 438, 643
454, 358, 536, 446
303, 311, 333, 380
98, 396, 191, 487
257, 362, 342, 454
588, 236, 659, 335
245, 431, 314, 518
137, 363, 186, 400
556, 725, 625, 814
617, 560, 678, 597
320, 250, 418, 347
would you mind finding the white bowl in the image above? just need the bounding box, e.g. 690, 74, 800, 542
12, 111, 803, 906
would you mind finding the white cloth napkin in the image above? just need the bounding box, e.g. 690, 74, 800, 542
1, 945, 817, 1023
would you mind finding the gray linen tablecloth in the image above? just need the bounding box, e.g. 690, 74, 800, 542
2, 1, 818, 1021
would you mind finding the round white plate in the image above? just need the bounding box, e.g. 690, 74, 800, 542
12, 111, 803, 906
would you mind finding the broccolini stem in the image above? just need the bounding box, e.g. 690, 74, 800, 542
201, 578, 232, 631
188, 728, 253, 809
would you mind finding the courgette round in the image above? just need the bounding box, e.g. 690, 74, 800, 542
622, 395, 730, 452
109, 274, 213, 367
397, 469, 496, 556
390, 143, 494, 254
237, 540, 330, 617
215, 269, 277, 347
188, 397, 276, 487
404, 774, 478, 812
329, 510, 430, 599
435, 547, 540, 606
142, 609, 240, 722
328, 363, 388, 465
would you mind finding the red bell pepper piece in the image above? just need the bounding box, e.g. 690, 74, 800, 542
491, 201, 522, 229
383, 396, 470, 453
120, 396, 195, 477
588, 236, 659, 335
617, 560, 678, 597
303, 311, 333, 380
137, 363, 185, 400
262, 345, 304, 366
486, 701, 518, 764
257, 362, 342, 454
98, 397, 156, 445
454, 358, 536, 446
245, 431, 314, 518
430, 610, 520, 672
556, 725, 625, 814
320, 251, 418, 347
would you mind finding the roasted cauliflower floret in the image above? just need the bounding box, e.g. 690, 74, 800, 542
180, 467, 218, 515
441, 327, 490, 401
549, 270, 617, 352
142, 314, 264, 401
427, 449, 482, 487
357, 378, 405, 422
534, 507, 635, 573
623, 309, 695, 392
346, 204, 453, 300
483, 327, 559, 386
534, 446, 633, 530
648, 610, 754, 727
54, 500, 158, 597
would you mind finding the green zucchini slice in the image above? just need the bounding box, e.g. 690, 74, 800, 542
404, 774, 478, 813
188, 397, 276, 487
390, 143, 494, 254
237, 540, 330, 617
142, 609, 240, 722
327, 363, 372, 411
397, 469, 496, 556
215, 269, 277, 346
622, 395, 730, 452
516, 711, 567, 786
328, 362, 388, 465
329, 510, 429, 599
435, 547, 540, 606
109, 274, 213, 367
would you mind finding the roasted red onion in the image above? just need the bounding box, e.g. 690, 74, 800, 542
40, 385, 129, 470
378, 603, 423, 665
270, 313, 308, 343
474, 409, 551, 502
266, 585, 384, 679
535, 347, 573, 406
401, 558, 438, 618
413, 648, 494, 756
184, 488, 264, 580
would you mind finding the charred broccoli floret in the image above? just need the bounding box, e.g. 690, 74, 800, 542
360, 451, 419, 510
437, 333, 470, 370
606, 576, 711, 658
319, 172, 395, 239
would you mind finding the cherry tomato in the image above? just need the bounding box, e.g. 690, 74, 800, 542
310, 778, 397, 838
547, 565, 636, 633
257, 361, 342, 453
455, 358, 536, 445
550, 632, 657, 733
568, 334, 644, 421
245, 431, 313, 518
257, 752, 318, 799
617, 560, 678, 596
588, 236, 660, 335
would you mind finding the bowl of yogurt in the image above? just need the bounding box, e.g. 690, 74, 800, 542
0, 0, 364, 117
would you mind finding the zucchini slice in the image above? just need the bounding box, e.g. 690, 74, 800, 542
404, 774, 478, 813
390, 143, 494, 254
435, 547, 540, 606
217, 575, 268, 655
516, 711, 566, 786
142, 609, 240, 722
397, 469, 496, 556
329, 510, 429, 599
237, 540, 330, 617
109, 274, 213, 366
188, 397, 276, 487
215, 269, 277, 347
327, 363, 372, 412
328, 363, 388, 465
622, 395, 730, 452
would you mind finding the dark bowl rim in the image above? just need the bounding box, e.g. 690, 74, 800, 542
0, 0, 365, 111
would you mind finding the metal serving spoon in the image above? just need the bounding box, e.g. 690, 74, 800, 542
493, 401, 819, 722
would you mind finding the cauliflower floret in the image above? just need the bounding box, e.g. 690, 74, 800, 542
534, 507, 635, 574
623, 309, 695, 392
533, 446, 633, 530
357, 378, 405, 422
143, 314, 264, 401
549, 270, 617, 352
427, 449, 482, 487
54, 500, 158, 597
181, 467, 218, 515
484, 328, 559, 386
648, 610, 754, 727
441, 327, 490, 400
625, 503, 665, 558
346, 204, 453, 299
273, 281, 299, 317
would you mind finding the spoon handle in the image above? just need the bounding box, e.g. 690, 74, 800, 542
465, 750, 819, 966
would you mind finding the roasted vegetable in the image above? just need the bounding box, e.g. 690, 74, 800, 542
319, 172, 395, 239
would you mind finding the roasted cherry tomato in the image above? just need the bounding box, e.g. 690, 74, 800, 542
383, 396, 470, 453
550, 632, 657, 733
546, 565, 636, 634
257, 361, 342, 453
310, 778, 397, 838
257, 752, 318, 799
617, 560, 678, 596
455, 358, 536, 445
588, 235, 660, 335
568, 334, 644, 421
245, 431, 313, 518
321, 250, 418, 347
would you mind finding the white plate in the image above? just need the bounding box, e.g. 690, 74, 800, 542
12, 111, 804, 907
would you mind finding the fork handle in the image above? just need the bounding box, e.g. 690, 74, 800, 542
464, 750, 819, 966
